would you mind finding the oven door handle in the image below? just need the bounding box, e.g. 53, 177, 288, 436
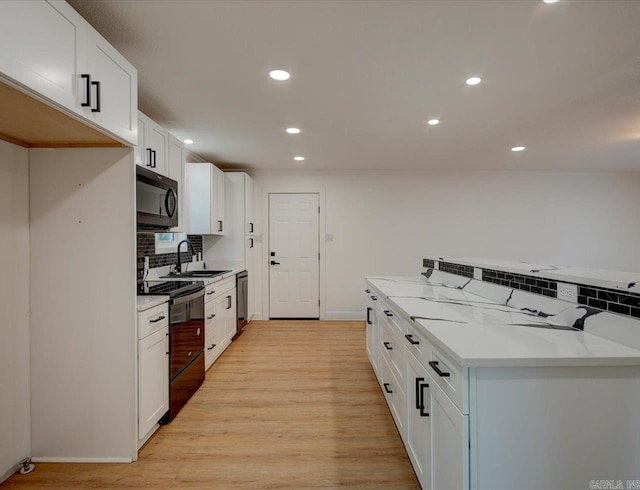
171, 289, 204, 307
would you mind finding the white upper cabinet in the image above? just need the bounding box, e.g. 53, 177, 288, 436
0, 1, 87, 114
167, 134, 185, 232
0, 0, 138, 146
185, 163, 225, 235
135, 112, 168, 176
83, 26, 137, 145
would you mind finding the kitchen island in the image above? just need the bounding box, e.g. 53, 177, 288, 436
365, 265, 640, 490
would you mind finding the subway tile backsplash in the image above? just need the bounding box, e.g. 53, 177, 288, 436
425, 258, 640, 320
137, 234, 203, 278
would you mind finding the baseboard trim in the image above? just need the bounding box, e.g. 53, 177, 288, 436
30, 457, 133, 463
1, 460, 25, 485
325, 310, 365, 321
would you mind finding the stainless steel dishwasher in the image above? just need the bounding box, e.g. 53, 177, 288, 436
234, 270, 248, 339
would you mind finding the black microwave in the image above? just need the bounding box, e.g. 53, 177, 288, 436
136, 165, 178, 230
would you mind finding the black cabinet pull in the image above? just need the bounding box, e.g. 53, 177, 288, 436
429, 361, 450, 377
415, 377, 424, 410
383, 341, 393, 351
207, 343, 216, 350
366, 307, 372, 325
370, 295, 377, 301
270, 260, 280, 265
91, 80, 101, 112
226, 295, 232, 309
384, 310, 393, 317
218, 220, 223, 232
149, 315, 166, 323
248, 238, 254, 249
249, 222, 254, 233
207, 290, 216, 295
151, 150, 156, 168
207, 314, 215, 320
365, 289, 371, 293
81, 74, 91, 107
146, 148, 153, 167
405, 334, 420, 345
383, 383, 393, 394
419, 382, 430, 417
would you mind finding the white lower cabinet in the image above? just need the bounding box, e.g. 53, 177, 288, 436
367, 286, 469, 490
137, 302, 169, 442
204, 277, 237, 370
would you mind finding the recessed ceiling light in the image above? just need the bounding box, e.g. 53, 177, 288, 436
269, 70, 290, 81
466, 77, 482, 86
427, 119, 440, 126
511, 146, 526, 152
293, 156, 305, 161
184, 139, 194, 145
543, 0, 558, 3
286, 127, 301, 134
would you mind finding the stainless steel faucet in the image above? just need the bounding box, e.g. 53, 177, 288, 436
175, 239, 196, 274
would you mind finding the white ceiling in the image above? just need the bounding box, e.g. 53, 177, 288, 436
68, 0, 640, 171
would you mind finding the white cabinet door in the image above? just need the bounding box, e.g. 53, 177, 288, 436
430, 378, 469, 490
135, 114, 147, 167
138, 327, 169, 439
186, 163, 225, 235
245, 174, 254, 235
145, 119, 168, 176
168, 134, 185, 231
85, 26, 137, 145
366, 298, 379, 372
223, 289, 237, 339
213, 166, 225, 234
406, 355, 432, 490
0, 1, 87, 114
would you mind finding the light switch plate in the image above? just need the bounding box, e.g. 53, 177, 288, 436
144, 256, 149, 270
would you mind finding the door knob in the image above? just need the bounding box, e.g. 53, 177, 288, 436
270, 260, 280, 265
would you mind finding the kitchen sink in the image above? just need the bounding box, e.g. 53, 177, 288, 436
162, 270, 231, 278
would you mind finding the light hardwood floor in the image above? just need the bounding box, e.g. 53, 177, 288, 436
2, 321, 419, 489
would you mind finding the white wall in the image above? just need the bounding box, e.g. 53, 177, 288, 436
0, 140, 30, 482
252, 171, 640, 320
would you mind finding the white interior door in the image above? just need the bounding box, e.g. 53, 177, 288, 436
269, 193, 320, 318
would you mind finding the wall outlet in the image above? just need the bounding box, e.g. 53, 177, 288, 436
192, 254, 197, 262
557, 282, 578, 303
473, 267, 482, 280
144, 256, 149, 270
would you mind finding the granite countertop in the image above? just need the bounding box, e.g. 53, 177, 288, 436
366, 275, 640, 368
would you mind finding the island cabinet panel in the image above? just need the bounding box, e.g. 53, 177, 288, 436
469, 365, 640, 490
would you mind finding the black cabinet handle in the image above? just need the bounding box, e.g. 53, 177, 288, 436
384, 310, 393, 317
365, 289, 371, 294
366, 307, 372, 325
146, 148, 153, 167
151, 150, 156, 168
429, 361, 450, 377
149, 315, 166, 323
91, 80, 101, 112
370, 295, 377, 301
419, 382, 430, 417
383, 341, 393, 350
218, 220, 223, 232
226, 295, 232, 309
383, 383, 393, 394
270, 260, 280, 265
207, 343, 216, 350
207, 314, 215, 320
415, 377, 424, 410
81, 74, 91, 107
405, 334, 420, 345
207, 290, 216, 295
249, 222, 254, 233
249, 238, 254, 249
